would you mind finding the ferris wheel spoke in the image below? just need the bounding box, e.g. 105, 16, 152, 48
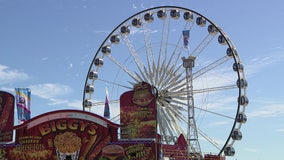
156, 54, 182, 89
168, 91, 188, 100
135, 66, 152, 83
121, 35, 145, 70
162, 65, 185, 91
162, 108, 184, 137
169, 84, 237, 99
156, 23, 191, 87
157, 112, 167, 139
159, 12, 171, 60
164, 111, 184, 135
97, 78, 132, 90
193, 56, 231, 80
164, 103, 186, 121
162, 32, 188, 74
142, 21, 157, 85
193, 84, 237, 94
160, 109, 175, 134
91, 99, 119, 107
167, 102, 187, 113
194, 106, 235, 120
195, 126, 222, 150
165, 77, 187, 92
153, 13, 172, 85
159, 109, 177, 139
167, 95, 235, 120
105, 54, 144, 83
155, 56, 168, 86
190, 34, 216, 58
142, 21, 155, 63
158, 64, 181, 89
168, 98, 188, 108
120, 35, 153, 83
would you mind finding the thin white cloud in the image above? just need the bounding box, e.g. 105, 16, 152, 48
208, 121, 230, 127
67, 100, 83, 109
245, 47, 284, 76
248, 103, 284, 118
244, 147, 259, 153
274, 128, 284, 133
242, 47, 284, 119
29, 83, 73, 99
41, 57, 48, 61
92, 30, 110, 34
0, 64, 29, 85
28, 83, 84, 109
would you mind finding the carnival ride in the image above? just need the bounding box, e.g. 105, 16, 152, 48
82, 6, 248, 159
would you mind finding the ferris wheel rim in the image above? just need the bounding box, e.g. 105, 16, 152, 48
82, 5, 248, 157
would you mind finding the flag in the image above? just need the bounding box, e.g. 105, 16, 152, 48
104, 87, 110, 119
182, 30, 190, 49
15, 88, 31, 124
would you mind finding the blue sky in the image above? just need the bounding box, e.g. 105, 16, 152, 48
1, 0, 284, 160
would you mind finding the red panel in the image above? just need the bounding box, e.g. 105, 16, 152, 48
4, 110, 119, 160
0, 91, 14, 142
120, 82, 157, 139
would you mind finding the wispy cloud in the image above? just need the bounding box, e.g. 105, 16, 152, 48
248, 102, 284, 118
91, 30, 110, 34
244, 47, 284, 119
0, 64, 29, 85
28, 83, 77, 107
245, 46, 284, 76
274, 128, 284, 133
244, 147, 259, 153
41, 57, 48, 61
208, 121, 230, 127
29, 83, 73, 99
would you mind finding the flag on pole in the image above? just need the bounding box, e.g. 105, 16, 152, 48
182, 30, 190, 49
104, 87, 110, 119
15, 88, 31, 124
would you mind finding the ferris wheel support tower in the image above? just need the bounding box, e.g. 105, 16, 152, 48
182, 56, 202, 159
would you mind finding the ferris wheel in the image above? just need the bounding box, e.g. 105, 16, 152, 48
82, 6, 248, 158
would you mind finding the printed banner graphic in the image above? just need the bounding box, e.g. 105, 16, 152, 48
120, 82, 157, 139
182, 30, 190, 49
15, 88, 31, 123
104, 87, 110, 119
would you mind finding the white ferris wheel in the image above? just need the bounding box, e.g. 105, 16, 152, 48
82, 6, 248, 158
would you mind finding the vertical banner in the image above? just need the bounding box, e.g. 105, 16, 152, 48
15, 88, 31, 124
120, 82, 157, 139
104, 87, 110, 119
182, 30, 190, 49
0, 91, 14, 142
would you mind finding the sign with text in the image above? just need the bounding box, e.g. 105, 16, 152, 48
2, 110, 119, 160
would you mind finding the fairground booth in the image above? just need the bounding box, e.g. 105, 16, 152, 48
0, 82, 203, 160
